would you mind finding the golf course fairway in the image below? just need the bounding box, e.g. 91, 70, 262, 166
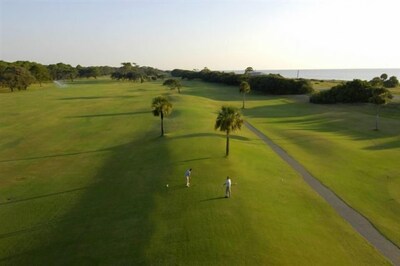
0, 78, 394, 265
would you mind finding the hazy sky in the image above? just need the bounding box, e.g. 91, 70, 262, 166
1, 0, 399, 70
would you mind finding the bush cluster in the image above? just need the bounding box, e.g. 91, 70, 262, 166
249, 75, 313, 95
369, 73, 399, 88
310, 79, 392, 104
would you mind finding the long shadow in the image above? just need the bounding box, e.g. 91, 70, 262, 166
58, 96, 136, 100
0, 131, 173, 264
0, 187, 88, 206
170, 132, 250, 141
0, 224, 47, 240
243, 101, 320, 119
66, 111, 150, 118
363, 138, 400, 150
200, 196, 226, 202
65, 79, 117, 85
166, 184, 188, 192
0, 147, 115, 163
178, 157, 211, 163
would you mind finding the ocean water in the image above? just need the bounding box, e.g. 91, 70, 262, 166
235, 69, 400, 81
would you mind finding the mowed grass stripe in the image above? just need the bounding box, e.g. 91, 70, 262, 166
0, 79, 389, 265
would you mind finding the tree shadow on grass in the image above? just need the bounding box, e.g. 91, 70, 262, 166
58, 96, 136, 100
0, 187, 88, 206
0, 147, 116, 163
66, 111, 150, 118
178, 157, 212, 163
363, 137, 400, 150
199, 196, 226, 202
0, 133, 174, 264
165, 184, 188, 192
169, 132, 250, 141
243, 101, 320, 119
245, 102, 400, 142
65, 79, 117, 85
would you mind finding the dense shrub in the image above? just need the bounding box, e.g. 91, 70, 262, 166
0, 66, 35, 92
163, 79, 178, 86
163, 78, 182, 93
171, 69, 313, 95
369, 74, 399, 88
171, 69, 200, 80
249, 75, 312, 95
310, 79, 392, 104
384, 76, 399, 88
369, 77, 383, 87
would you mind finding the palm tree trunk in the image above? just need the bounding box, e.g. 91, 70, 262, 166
226, 132, 230, 156
161, 112, 164, 136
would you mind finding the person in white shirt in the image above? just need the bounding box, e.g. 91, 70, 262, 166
185, 168, 192, 187
223, 176, 232, 198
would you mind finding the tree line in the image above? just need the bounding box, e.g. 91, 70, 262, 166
0, 60, 116, 92
0, 60, 166, 92
171, 68, 314, 95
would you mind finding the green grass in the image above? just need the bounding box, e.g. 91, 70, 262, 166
310, 80, 344, 91
389, 86, 400, 95
237, 90, 400, 247
0, 78, 390, 264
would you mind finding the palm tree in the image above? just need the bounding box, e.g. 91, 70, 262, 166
380, 73, 388, 81
369, 88, 393, 131
239, 81, 251, 109
152, 96, 172, 136
215, 106, 244, 156
244, 66, 254, 75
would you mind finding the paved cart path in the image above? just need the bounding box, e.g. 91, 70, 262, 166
245, 121, 400, 266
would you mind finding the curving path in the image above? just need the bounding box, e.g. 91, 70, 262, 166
244, 121, 400, 265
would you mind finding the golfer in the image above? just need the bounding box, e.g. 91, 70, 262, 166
223, 176, 232, 198
185, 168, 192, 187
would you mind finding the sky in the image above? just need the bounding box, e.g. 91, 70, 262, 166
1, 0, 400, 70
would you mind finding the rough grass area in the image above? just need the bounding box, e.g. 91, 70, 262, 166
0, 78, 390, 265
